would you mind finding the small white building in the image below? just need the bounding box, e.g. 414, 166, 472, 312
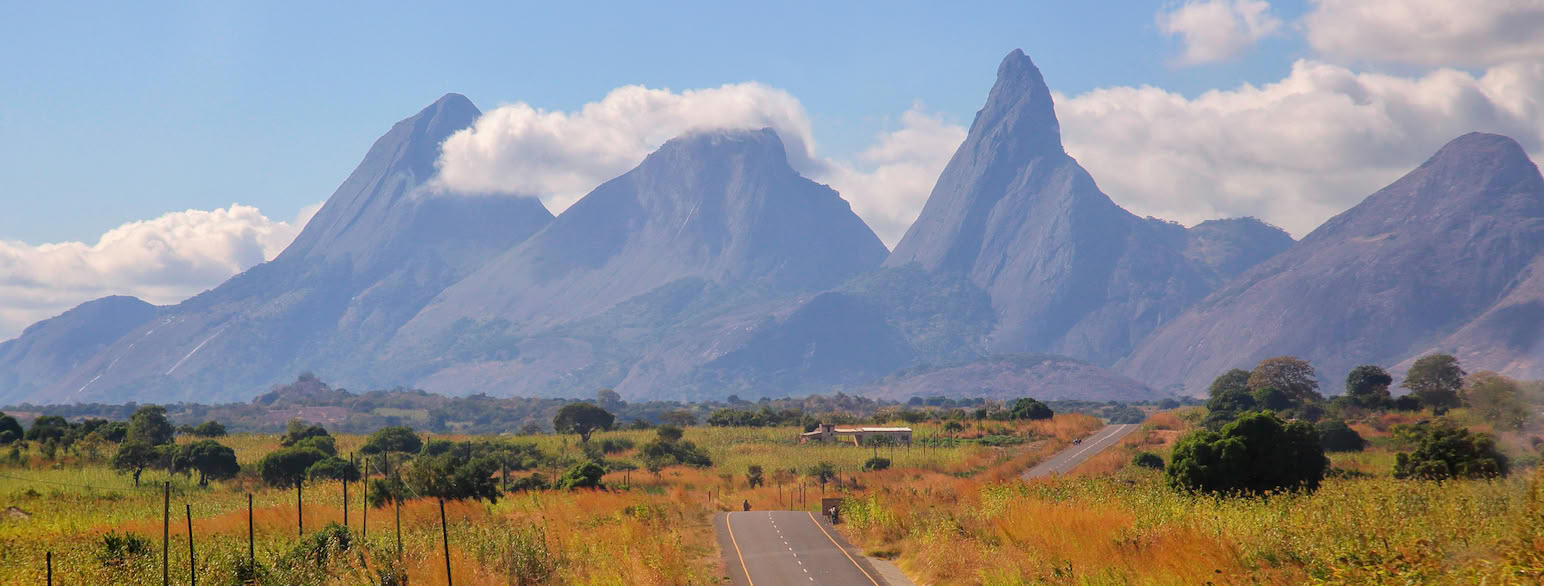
799, 423, 912, 446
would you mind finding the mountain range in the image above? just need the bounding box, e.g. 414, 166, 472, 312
3, 49, 1540, 405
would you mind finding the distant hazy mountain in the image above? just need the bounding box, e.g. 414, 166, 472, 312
1122, 133, 1544, 395
862, 354, 1161, 403
884, 50, 1290, 365
32, 94, 552, 403
385, 128, 890, 396
0, 296, 158, 403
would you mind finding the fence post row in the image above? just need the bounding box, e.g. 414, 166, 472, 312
186, 503, 196, 586
162, 481, 170, 586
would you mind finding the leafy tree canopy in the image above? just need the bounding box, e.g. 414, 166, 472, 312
406, 447, 502, 502
280, 419, 330, 447
260, 447, 329, 487
0, 413, 21, 445
177, 440, 240, 485
1315, 420, 1366, 452
1345, 365, 1394, 408
1394, 422, 1507, 480
1248, 357, 1322, 405
26, 415, 73, 443
1132, 452, 1165, 470
307, 456, 361, 483
1009, 397, 1054, 421
111, 440, 161, 487
1403, 354, 1465, 411
127, 405, 175, 446
556, 460, 605, 490
1463, 371, 1531, 430
552, 403, 614, 443
190, 421, 227, 438
1166, 411, 1328, 495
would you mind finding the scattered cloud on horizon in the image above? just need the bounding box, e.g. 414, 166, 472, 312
1157, 0, 1283, 66
0, 203, 318, 340
1057, 59, 1544, 237
1304, 0, 1544, 67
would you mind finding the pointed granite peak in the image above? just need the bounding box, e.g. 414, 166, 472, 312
1417, 132, 1539, 183
972, 48, 1061, 157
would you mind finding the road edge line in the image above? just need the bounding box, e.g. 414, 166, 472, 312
807, 511, 881, 586
726, 512, 755, 586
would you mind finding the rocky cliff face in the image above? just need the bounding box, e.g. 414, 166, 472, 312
885, 50, 1273, 365
1122, 133, 1544, 394
32, 95, 553, 404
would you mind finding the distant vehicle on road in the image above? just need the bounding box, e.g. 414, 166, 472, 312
1073, 439, 1082, 445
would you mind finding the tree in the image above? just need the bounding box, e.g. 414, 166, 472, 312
112, 440, 160, 487
1248, 357, 1322, 405
1132, 452, 1165, 470
1394, 422, 1507, 480
179, 440, 240, 486
406, 445, 502, 502
1345, 365, 1394, 408
553, 403, 614, 443
1403, 354, 1464, 412
661, 410, 698, 427
292, 435, 337, 457
361, 426, 423, 455
863, 457, 891, 471
1315, 420, 1366, 452
807, 461, 837, 487
99, 421, 130, 443
1166, 411, 1328, 495
127, 405, 175, 446
280, 419, 330, 447
190, 421, 227, 438
556, 460, 605, 490
943, 421, 965, 435
26, 415, 72, 443
595, 388, 624, 411
746, 464, 764, 488
1209, 369, 1252, 398
1251, 387, 1295, 412
655, 425, 684, 443
0, 412, 25, 444
1463, 371, 1531, 430
259, 447, 329, 488
1009, 397, 1054, 421
307, 457, 361, 482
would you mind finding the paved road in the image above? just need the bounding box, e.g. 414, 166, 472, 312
715, 510, 887, 586
1022, 423, 1140, 479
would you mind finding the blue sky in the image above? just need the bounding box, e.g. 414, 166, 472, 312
2, 0, 1541, 338
3, 0, 1313, 244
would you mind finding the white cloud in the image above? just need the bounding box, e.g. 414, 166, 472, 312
1157, 0, 1283, 65
1056, 59, 1544, 236
0, 203, 318, 339
433, 83, 822, 213
1305, 0, 1544, 67
819, 105, 967, 247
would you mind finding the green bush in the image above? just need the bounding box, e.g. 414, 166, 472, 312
1393, 422, 1508, 480
863, 457, 891, 471
1316, 420, 1366, 452
96, 531, 151, 566
1132, 452, 1164, 470
307, 456, 361, 482
1166, 411, 1328, 495
557, 460, 606, 489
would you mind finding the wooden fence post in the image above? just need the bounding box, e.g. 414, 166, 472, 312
343, 452, 350, 530
45, 551, 51, 586
247, 494, 254, 571
297, 480, 303, 537
394, 495, 402, 557
162, 482, 169, 586
362, 474, 368, 540
440, 498, 452, 586
186, 503, 196, 586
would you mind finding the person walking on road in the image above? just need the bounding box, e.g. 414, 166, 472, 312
743, 499, 751, 511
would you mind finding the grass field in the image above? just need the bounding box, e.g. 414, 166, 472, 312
0, 418, 1065, 584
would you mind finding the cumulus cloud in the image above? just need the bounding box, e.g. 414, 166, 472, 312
1305, 0, 1544, 67
433, 83, 821, 213
819, 105, 966, 246
0, 203, 318, 339
1157, 0, 1282, 65
1056, 59, 1544, 236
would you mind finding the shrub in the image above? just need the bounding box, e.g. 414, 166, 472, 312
360, 426, 422, 455
1166, 411, 1328, 495
1132, 452, 1165, 470
557, 460, 605, 489
189, 420, 227, 438
96, 531, 151, 566
259, 447, 328, 488
307, 456, 361, 482
1009, 397, 1054, 420
1394, 422, 1508, 480
746, 464, 764, 488
279, 420, 330, 447
863, 457, 892, 471
1316, 420, 1366, 452
508, 473, 551, 492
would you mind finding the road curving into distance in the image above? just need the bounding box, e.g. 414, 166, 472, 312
1022, 423, 1141, 479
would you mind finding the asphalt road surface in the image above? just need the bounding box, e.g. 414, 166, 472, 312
716, 510, 887, 586
1022, 423, 1140, 479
